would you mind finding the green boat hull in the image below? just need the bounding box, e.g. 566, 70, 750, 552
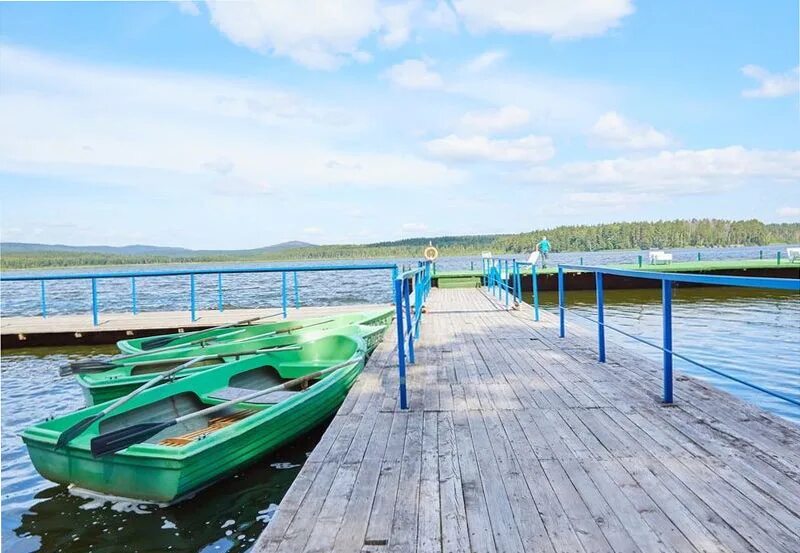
116, 309, 394, 354
78, 323, 387, 405
23, 334, 365, 503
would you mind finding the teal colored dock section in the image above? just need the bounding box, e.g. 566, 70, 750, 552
255, 287, 800, 553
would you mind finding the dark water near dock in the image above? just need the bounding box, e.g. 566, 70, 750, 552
1, 347, 328, 553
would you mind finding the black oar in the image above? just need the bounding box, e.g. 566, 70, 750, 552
55, 355, 212, 449
90, 355, 363, 457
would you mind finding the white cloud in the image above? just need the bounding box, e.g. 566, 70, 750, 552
741, 65, 800, 98
426, 134, 555, 163
205, 0, 382, 70
777, 207, 800, 218
452, 0, 634, 39
588, 111, 672, 150
523, 147, 800, 194
464, 50, 507, 73
303, 226, 323, 234
460, 105, 530, 134
0, 45, 464, 193
385, 59, 443, 89
379, 1, 419, 48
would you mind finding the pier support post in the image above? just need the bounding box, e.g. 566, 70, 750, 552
190, 274, 197, 322
662, 280, 673, 404
504, 259, 509, 308
638, 255, 643, 268
596, 272, 605, 362
131, 277, 138, 315
40, 280, 47, 318
91, 278, 99, 326
558, 267, 565, 337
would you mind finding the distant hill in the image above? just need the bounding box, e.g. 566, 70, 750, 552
0, 241, 316, 256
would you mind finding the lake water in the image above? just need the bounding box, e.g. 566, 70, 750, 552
0, 245, 793, 317
1, 246, 798, 552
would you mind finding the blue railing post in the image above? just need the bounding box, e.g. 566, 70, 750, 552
596, 272, 605, 362
293, 271, 300, 309
759, 249, 763, 260
404, 279, 415, 364
40, 280, 47, 318
414, 272, 422, 339
777, 251, 781, 265
281, 272, 287, 318
558, 267, 565, 337
91, 278, 99, 326
662, 280, 673, 404
532, 265, 539, 321
217, 273, 224, 312
131, 277, 138, 315
580, 257, 584, 266
697, 252, 701, 261
391, 265, 398, 295
190, 273, 197, 321
504, 259, 509, 308
638, 254, 643, 268
394, 278, 408, 410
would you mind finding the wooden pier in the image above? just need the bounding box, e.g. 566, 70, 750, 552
255, 287, 800, 553
1, 304, 391, 348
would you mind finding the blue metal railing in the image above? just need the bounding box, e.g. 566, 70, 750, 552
557, 264, 800, 407
394, 261, 433, 410
1, 264, 398, 325
481, 257, 540, 320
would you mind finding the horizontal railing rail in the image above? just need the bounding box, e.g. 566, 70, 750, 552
557, 263, 800, 408
394, 261, 433, 410
1, 263, 398, 325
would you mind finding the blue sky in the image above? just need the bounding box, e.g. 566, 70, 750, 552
0, 0, 798, 248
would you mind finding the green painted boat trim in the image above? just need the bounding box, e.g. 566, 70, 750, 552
22, 333, 366, 503
79, 323, 388, 405
116, 308, 394, 354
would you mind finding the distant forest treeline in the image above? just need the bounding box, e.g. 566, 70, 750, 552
2, 219, 798, 269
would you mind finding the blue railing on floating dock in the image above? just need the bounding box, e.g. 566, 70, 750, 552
481, 257, 541, 320
557, 264, 800, 408
0, 264, 398, 325
394, 261, 433, 410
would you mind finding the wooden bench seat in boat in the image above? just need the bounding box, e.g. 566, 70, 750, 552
207, 386, 300, 405
160, 409, 257, 447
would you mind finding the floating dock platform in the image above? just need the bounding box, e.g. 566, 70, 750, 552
255, 287, 800, 553
0, 304, 392, 348
433, 259, 800, 290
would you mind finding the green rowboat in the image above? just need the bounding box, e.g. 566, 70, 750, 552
116, 308, 394, 354
77, 324, 385, 405
22, 333, 366, 504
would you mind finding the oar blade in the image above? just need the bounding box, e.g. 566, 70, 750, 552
90, 421, 174, 457
65, 359, 118, 375
55, 413, 102, 449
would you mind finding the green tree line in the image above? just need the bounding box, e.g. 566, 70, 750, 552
2, 219, 798, 269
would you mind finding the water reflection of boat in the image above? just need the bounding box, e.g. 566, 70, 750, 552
13, 423, 326, 553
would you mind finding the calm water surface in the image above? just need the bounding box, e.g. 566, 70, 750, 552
2, 248, 798, 552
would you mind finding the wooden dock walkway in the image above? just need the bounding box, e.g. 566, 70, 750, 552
1, 303, 391, 348
255, 287, 800, 553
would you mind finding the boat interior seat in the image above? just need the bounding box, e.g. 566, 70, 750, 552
207, 386, 300, 405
